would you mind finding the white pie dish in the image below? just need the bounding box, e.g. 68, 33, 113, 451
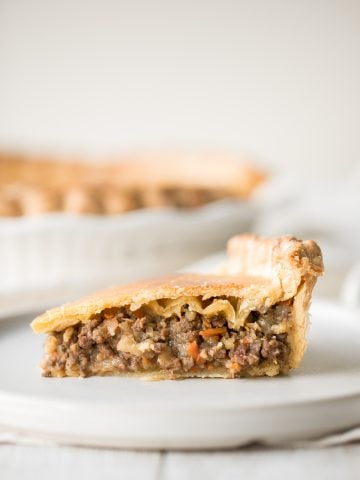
0, 199, 254, 295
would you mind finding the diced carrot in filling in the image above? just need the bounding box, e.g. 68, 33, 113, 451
187, 341, 200, 362
199, 327, 227, 338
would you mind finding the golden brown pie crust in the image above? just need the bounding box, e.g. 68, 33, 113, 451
31, 235, 323, 379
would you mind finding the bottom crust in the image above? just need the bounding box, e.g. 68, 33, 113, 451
116, 363, 282, 381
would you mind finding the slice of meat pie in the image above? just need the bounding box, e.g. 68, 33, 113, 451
31, 235, 323, 379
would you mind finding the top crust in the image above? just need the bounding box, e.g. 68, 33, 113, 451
222, 234, 323, 292
31, 235, 323, 334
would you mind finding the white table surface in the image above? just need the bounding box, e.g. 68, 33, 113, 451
1, 444, 360, 480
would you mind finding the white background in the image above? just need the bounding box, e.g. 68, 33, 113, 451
0, 0, 359, 180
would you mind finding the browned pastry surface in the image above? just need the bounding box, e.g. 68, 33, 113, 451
31, 235, 324, 379
0, 151, 265, 216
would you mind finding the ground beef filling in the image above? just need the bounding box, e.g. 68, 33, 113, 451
43, 302, 292, 377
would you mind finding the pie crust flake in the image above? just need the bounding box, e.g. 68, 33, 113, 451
31, 235, 324, 379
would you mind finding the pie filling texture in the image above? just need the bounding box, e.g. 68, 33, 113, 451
32, 234, 324, 379
43, 297, 292, 378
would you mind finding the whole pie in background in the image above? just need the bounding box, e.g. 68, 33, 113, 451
0, 151, 266, 216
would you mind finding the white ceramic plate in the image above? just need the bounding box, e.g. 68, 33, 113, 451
0, 299, 359, 449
